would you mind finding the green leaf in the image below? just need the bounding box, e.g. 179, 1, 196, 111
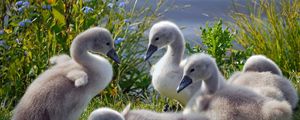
52, 8, 66, 26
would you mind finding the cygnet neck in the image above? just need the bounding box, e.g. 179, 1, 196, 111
165, 32, 184, 65
70, 36, 96, 69
202, 65, 225, 94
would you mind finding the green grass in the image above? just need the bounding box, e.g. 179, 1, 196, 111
231, 0, 300, 119
231, 0, 300, 76
79, 91, 176, 119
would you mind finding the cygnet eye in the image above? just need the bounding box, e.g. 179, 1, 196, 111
106, 42, 110, 46
190, 68, 195, 73
154, 37, 159, 41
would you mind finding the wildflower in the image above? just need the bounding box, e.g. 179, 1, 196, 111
42, 5, 51, 10
22, 1, 30, 7
82, 6, 94, 14
18, 19, 32, 27
0, 40, 4, 46
128, 26, 137, 31
124, 19, 130, 23
19, 21, 25, 27
4, 15, 9, 27
15, 1, 23, 6
24, 51, 28, 57
107, 3, 113, 8
114, 37, 125, 45
17, 7, 24, 12
118, 2, 125, 7
0, 30, 4, 35
47, 0, 56, 4
16, 39, 21, 44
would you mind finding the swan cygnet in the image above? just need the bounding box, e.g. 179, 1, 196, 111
97, 104, 209, 120
243, 55, 282, 75
144, 21, 201, 105
88, 108, 125, 120
229, 55, 298, 109
88, 104, 131, 120
125, 110, 209, 120
177, 53, 292, 120
12, 27, 120, 120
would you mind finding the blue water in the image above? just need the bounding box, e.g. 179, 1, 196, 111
138, 0, 249, 41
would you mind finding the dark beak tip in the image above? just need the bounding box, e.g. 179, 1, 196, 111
113, 56, 120, 64
176, 88, 181, 93
107, 49, 120, 64
144, 55, 150, 61
144, 44, 157, 61
176, 76, 193, 93
114, 58, 120, 64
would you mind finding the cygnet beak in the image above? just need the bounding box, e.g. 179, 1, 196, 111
144, 44, 158, 61
106, 49, 120, 64
177, 75, 193, 93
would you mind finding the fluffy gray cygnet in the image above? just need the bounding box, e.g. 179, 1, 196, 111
177, 53, 292, 120
144, 21, 201, 105
89, 104, 209, 120
229, 55, 298, 109
12, 27, 120, 120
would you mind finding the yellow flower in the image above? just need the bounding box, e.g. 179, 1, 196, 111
110, 87, 118, 97
47, 0, 56, 4
4, 28, 12, 34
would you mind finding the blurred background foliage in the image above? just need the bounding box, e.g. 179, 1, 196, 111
186, 19, 253, 78
0, 0, 299, 119
232, 0, 300, 78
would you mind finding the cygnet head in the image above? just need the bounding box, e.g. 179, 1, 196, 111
243, 55, 282, 76
71, 27, 120, 63
144, 21, 181, 60
88, 104, 131, 120
177, 53, 217, 93
88, 108, 125, 120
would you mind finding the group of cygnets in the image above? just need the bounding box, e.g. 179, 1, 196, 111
11, 21, 298, 120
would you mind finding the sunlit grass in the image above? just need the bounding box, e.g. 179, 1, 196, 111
80, 90, 181, 119
232, 0, 300, 76
231, 0, 300, 119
